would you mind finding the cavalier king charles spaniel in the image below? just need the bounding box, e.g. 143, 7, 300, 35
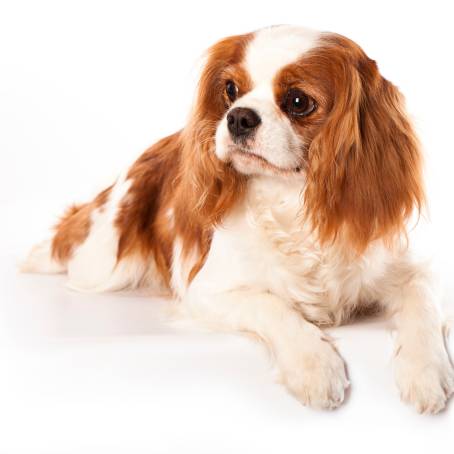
22, 25, 454, 413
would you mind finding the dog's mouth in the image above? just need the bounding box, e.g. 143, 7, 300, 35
228, 146, 303, 177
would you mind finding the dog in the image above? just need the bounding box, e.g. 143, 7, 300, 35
22, 25, 454, 413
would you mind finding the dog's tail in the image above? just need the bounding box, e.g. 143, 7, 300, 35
19, 238, 66, 274
20, 188, 110, 275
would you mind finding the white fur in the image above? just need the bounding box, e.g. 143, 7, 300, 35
182, 175, 454, 411
171, 236, 199, 300
245, 26, 320, 85
390, 274, 454, 413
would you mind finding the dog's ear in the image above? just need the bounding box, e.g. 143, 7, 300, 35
176, 34, 252, 229
304, 36, 424, 251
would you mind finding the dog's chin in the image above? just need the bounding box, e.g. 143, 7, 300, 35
228, 147, 304, 178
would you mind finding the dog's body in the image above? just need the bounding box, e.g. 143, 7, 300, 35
22, 25, 454, 412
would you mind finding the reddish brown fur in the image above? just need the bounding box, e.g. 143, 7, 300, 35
114, 132, 182, 285
279, 34, 424, 251
174, 33, 253, 229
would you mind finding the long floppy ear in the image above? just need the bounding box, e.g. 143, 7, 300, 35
304, 36, 424, 251
175, 33, 252, 229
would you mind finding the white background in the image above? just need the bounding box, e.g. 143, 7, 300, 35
1, 0, 454, 452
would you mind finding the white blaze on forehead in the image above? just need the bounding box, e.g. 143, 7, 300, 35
244, 26, 320, 86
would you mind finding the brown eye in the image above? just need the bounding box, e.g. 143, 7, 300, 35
282, 88, 316, 117
225, 80, 238, 102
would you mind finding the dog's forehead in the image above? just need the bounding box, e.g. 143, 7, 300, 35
244, 26, 320, 86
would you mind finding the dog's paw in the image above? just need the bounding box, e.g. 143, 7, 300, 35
395, 349, 454, 414
279, 339, 349, 410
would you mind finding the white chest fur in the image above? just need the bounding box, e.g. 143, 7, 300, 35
188, 176, 394, 326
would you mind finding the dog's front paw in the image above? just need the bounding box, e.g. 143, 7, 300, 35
395, 348, 454, 414
279, 339, 349, 410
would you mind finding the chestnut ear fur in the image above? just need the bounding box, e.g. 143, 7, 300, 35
175, 34, 252, 230
304, 35, 424, 251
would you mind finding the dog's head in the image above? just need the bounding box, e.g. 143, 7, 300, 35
180, 25, 424, 250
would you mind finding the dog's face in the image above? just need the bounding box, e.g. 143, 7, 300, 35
214, 26, 323, 178
183, 25, 423, 250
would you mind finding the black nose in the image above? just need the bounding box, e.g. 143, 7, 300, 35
227, 107, 261, 138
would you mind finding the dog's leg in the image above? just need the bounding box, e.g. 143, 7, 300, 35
185, 288, 349, 409
388, 271, 454, 413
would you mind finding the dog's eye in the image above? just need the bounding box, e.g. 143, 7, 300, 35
225, 80, 238, 102
282, 88, 316, 117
